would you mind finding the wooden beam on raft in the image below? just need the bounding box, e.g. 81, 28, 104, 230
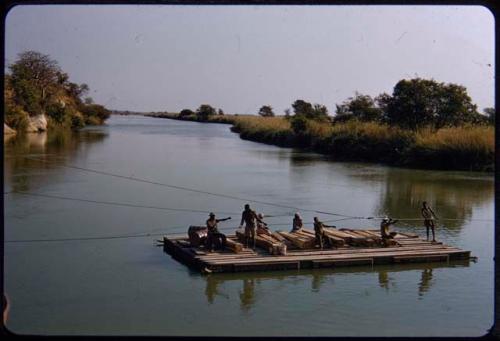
225, 237, 243, 253
302, 228, 345, 247
235, 230, 283, 253
278, 230, 316, 249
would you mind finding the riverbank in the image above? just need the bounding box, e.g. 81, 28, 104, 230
146, 113, 494, 172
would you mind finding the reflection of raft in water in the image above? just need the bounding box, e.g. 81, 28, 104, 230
162, 226, 472, 274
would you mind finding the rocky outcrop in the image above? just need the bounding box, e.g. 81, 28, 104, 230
4, 123, 16, 135
26, 114, 48, 133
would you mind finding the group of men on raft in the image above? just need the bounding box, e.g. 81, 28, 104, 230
204, 202, 438, 252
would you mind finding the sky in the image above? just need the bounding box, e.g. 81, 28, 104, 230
5, 5, 495, 114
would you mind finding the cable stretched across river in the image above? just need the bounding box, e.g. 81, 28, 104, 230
20, 156, 365, 220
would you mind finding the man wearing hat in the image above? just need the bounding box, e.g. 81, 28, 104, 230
206, 212, 231, 252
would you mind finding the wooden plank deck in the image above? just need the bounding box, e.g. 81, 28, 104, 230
162, 230, 471, 273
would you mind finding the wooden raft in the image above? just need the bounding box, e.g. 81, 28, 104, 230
162, 229, 471, 274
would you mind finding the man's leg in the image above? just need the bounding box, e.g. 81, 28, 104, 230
244, 226, 249, 248
425, 221, 430, 241
251, 227, 256, 249
431, 222, 436, 242
206, 233, 213, 252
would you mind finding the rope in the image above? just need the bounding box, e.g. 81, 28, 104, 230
21, 156, 362, 219
4, 231, 173, 244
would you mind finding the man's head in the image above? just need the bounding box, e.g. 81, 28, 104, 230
422, 201, 428, 208
209, 212, 215, 218
257, 213, 264, 219
244, 204, 250, 210
313, 216, 319, 222
294, 213, 301, 219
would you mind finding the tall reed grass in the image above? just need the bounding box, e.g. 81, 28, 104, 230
160, 113, 494, 171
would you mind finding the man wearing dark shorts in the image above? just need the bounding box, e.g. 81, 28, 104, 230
421, 201, 437, 242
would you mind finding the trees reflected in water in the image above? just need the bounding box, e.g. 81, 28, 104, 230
4, 129, 108, 192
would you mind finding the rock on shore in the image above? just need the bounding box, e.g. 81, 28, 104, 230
26, 114, 48, 132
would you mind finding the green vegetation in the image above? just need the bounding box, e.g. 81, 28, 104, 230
4, 51, 111, 132
231, 116, 493, 171
154, 77, 493, 171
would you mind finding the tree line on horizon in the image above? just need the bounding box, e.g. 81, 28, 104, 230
175, 78, 494, 133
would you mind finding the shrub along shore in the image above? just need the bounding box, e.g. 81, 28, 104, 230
146, 112, 494, 172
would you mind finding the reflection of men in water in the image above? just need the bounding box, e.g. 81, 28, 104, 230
206, 213, 231, 252
205, 276, 219, 304
311, 271, 326, 292
418, 268, 434, 297
313, 217, 336, 249
378, 270, 390, 291
421, 201, 438, 242
239, 279, 256, 312
239, 204, 264, 249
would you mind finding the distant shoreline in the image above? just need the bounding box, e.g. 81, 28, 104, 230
144, 112, 494, 173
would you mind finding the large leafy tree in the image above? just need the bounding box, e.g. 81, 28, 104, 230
335, 92, 383, 123
8, 51, 63, 115
258, 105, 275, 117
385, 78, 479, 130
292, 99, 328, 121
196, 104, 217, 121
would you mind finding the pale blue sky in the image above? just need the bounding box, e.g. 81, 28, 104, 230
5, 5, 495, 114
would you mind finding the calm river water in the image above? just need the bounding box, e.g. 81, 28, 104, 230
4, 115, 494, 336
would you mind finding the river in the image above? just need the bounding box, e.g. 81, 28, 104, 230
4, 115, 494, 336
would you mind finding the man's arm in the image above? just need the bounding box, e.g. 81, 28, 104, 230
429, 207, 437, 219
240, 212, 244, 226
217, 217, 231, 222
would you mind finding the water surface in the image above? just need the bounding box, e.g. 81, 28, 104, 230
4, 115, 494, 336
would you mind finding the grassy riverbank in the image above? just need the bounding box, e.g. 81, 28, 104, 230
149, 113, 494, 172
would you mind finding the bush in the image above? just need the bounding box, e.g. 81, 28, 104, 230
179, 109, 194, 117
196, 104, 217, 121
4, 105, 30, 130
70, 112, 85, 129
46, 103, 67, 124
80, 104, 111, 124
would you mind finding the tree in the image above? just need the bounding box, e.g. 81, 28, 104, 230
292, 99, 314, 117
179, 109, 194, 117
9, 51, 62, 116
196, 104, 217, 121
258, 105, 275, 117
385, 78, 479, 130
290, 115, 308, 134
483, 107, 495, 124
292, 99, 329, 121
334, 92, 383, 123
79, 104, 111, 123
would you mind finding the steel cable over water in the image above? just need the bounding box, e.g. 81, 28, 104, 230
4, 155, 492, 243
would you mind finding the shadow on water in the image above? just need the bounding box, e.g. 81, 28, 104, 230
4, 128, 108, 192
202, 260, 470, 311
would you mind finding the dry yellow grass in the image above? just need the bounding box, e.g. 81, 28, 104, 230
415, 125, 494, 153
